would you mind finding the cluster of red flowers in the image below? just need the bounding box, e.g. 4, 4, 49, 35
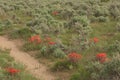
93, 37, 99, 43
96, 53, 107, 63
29, 35, 56, 45
6, 68, 20, 75
29, 35, 41, 44
48, 41, 56, 45
44, 37, 56, 45
52, 11, 59, 15
68, 52, 107, 63
68, 52, 82, 62
28, 35, 108, 64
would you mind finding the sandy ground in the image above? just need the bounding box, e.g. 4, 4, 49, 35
0, 36, 55, 80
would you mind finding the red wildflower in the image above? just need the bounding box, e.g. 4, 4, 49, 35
29, 36, 35, 42
93, 37, 99, 43
52, 11, 59, 15
6, 68, 20, 75
68, 52, 82, 62
36, 38, 41, 43
29, 35, 41, 44
48, 41, 56, 45
35, 35, 41, 39
96, 53, 107, 63
96, 53, 107, 58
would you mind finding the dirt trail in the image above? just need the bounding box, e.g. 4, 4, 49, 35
0, 36, 55, 80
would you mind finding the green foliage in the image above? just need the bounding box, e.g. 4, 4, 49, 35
70, 65, 91, 80
107, 40, 120, 55
23, 42, 41, 51
109, 1, 120, 19
10, 28, 33, 39
52, 60, 78, 71
68, 15, 92, 50
97, 16, 109, 22
84, 53, 120, 80
86, 62, 104, 80
39, 45, 66, 59
0, 20, 12, 35
116, 23, 120, 31
53, 48, 66, 58
0, 49, 13, 68
40, 45, 48, 56
101, 0, 110, 2
100, 54, 120, 80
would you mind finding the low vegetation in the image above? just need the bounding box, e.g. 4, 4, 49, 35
0, 0, 120, 80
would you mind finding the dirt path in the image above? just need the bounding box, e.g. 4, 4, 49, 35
0, 36, 55, 80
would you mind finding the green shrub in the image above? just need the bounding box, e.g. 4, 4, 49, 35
9, 28, 33, 39
23, 42, 41, 51
0, 50, 13, 68
36, 41, 67, 58
90, 16, 98, 22
52, 60, 69, 71
86, 62, 104, 80
106, 40, 120, 55
40, 45, 48, 56
0, 21, 12, 35
109, 2, 120, 19
116, 23, 120, 31
52, 60, 78, 71
101, 0, 110, 2
100, 54, 120, 80
116, 16, 120, 21
84, 53, 120, 80
97, 16, 109, 22
70, 65, 91, 80
4, 19, 12, 27
53, 48, 66, 58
